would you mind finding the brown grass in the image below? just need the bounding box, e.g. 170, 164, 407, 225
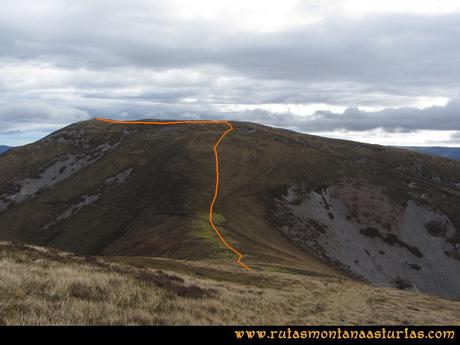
0, 242, 459, 325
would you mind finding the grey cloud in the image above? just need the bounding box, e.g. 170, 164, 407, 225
0, 1, 460, 146
3, 94, 459, 135
203, 96, 460, 133
1, 5, 460, 95
1, 3, 459, 108
450, 132, 460, 140
299, 97, 460, 132
0, 102, 90, 130
0, 129, 22, 135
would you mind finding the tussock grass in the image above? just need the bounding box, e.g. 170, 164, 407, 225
0, 242, 459, 325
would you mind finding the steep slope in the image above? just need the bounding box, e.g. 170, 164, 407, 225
0, 119, 459, 299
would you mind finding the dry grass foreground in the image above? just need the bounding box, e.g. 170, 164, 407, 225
0, 242, 459, 325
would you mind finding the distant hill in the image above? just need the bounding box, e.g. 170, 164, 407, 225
0, 146, 11, 154
406, 147, 460, 160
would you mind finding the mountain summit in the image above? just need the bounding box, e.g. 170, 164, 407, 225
0, 119, 459, 299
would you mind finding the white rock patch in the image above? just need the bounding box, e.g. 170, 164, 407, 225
0, 141, 119, 212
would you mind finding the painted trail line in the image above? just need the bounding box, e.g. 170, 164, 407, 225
95, 118, 251, 270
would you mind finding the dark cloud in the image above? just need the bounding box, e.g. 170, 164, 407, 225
32, 95, 460, 133
1, 94, 459, 137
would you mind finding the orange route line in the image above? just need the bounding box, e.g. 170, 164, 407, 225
95, 117, 252, 271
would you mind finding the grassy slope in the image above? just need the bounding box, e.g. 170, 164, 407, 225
1, 242, 459, 325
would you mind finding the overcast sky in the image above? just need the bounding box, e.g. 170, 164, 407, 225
1, 0, 460, 146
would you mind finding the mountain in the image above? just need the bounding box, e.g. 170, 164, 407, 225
0, 145, 11, 154
0, 119, 459, 303
405, 146, 460, 161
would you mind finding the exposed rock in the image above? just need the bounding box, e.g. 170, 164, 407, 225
275, 183, 460, 299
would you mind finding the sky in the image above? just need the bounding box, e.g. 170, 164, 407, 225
1, 0, 460, 147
